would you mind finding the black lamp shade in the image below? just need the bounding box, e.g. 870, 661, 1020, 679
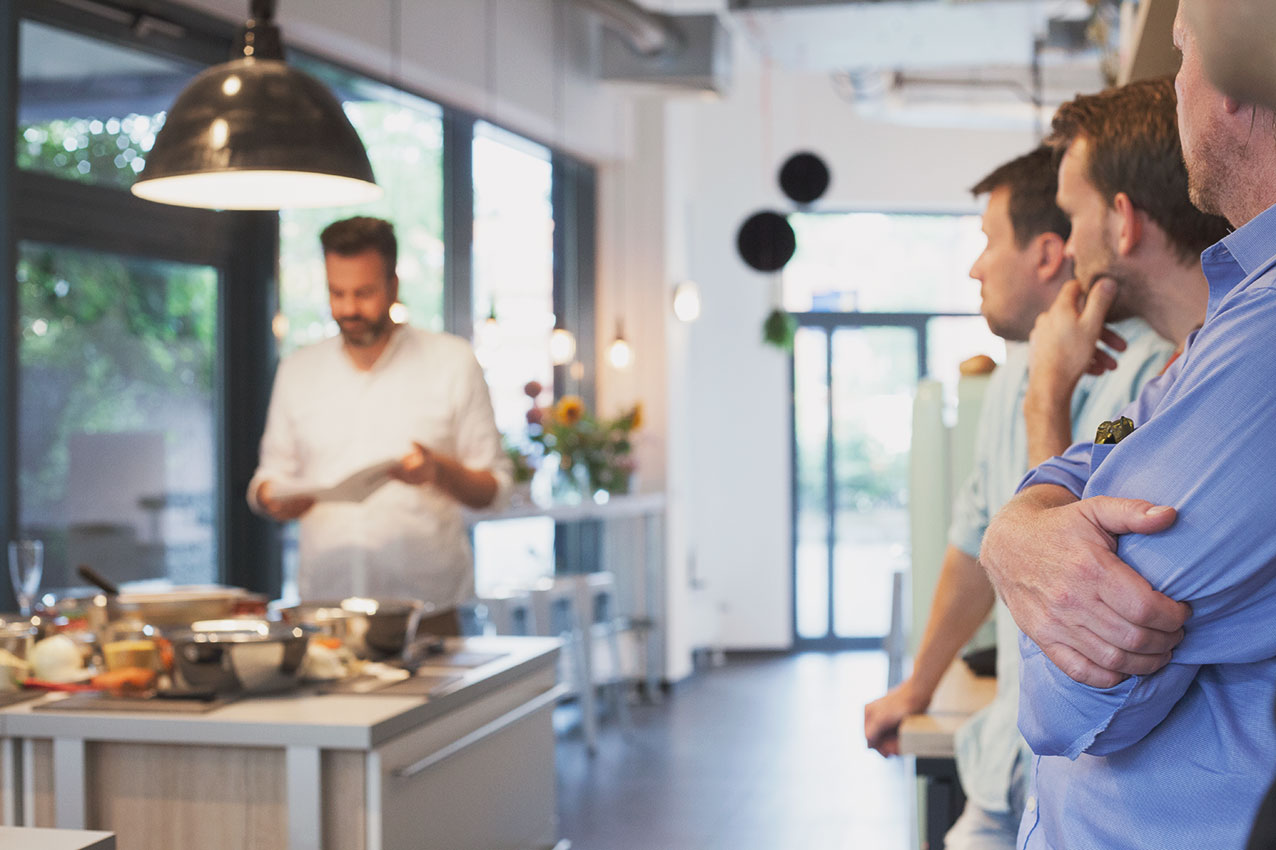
778, 152, 830, 205
737, 211, 796, 272
132, 57, 381, 210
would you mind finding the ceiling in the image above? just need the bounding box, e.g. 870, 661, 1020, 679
644, 0, 1112, 130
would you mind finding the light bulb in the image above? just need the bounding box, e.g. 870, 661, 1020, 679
550, 328, 577, 366
673, 281, 702, 322
608, 336, 633, 370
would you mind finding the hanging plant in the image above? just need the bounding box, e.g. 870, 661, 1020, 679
762, 308, 797, 352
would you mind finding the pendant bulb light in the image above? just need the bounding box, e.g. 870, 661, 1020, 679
608, 321, 633, 370
550, 327, 577, 366
131, 0, 381, 210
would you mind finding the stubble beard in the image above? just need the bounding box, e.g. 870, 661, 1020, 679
339, 314, 393, 347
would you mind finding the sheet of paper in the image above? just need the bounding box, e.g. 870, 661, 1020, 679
272, 458, 400, 503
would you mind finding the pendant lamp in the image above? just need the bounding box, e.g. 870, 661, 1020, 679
131, 0, 381, 210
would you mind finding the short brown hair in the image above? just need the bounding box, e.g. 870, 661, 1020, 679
1047, 77, 1230, 263
319, 216, 397, 272
971, 146, 1071, 248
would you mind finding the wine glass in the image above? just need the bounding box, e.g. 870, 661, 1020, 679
8, 540, 43, 618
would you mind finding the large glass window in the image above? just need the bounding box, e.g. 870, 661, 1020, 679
277, 63, 446, 354
470, 122, 556, 596
16, 20, 195, 188
16, 243, 219, 590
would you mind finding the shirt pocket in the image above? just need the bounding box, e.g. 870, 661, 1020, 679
1088, 442, 1117, 476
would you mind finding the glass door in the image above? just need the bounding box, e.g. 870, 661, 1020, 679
794, 321, 921, 646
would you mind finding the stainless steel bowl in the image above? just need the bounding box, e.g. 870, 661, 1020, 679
275, 597, 429, 660
167, 619, 307, 694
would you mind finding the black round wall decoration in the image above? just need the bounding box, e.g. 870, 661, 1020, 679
736, 211, 796, 272
778, 152, 830, 205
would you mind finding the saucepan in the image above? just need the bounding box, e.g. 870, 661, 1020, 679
167, 618, 308, 694
274, 597, 432, 660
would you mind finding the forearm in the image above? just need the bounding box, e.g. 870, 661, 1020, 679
982, 483, 1079, 595
432, 454, 499, 508
1024, 377, 1078, 468
907, 545, 998, 702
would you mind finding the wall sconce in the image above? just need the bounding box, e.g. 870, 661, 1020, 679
132, 0, 381, 210
550, 327, 577, 366
607, 321, 633, 370
672, 280, 702, 322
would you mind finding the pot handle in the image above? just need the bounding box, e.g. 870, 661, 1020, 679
400, 603, 431, 663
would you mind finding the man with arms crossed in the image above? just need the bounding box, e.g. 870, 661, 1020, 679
249, 217, 511, 620
864, 146, 1177, 848
981, 16, 1276, 848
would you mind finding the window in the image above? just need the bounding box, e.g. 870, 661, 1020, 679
15, 20, 196, 189
470, 122, 557, 595
16, 244, 219, 589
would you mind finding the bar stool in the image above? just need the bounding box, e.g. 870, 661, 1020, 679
572, 571, 632, 731
527, 577, 598, 752
469, 588, 537, 636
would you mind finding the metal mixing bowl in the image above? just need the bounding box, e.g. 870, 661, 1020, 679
274, 597, 429, 660
167, 619, 307, 694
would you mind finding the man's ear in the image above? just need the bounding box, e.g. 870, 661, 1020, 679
1035, 231, 1068, 282
389, 274, 400, 305
1112, 192, 1144, 256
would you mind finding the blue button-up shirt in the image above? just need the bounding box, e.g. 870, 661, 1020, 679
1016, 203, 1276, 849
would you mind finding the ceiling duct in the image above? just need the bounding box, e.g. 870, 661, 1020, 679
572, 0, 681, 56
572, 0, 732, 95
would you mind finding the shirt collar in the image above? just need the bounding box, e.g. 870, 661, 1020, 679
1204, 203, 1276, 317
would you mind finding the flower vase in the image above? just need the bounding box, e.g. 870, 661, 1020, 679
552, 462, 589, 505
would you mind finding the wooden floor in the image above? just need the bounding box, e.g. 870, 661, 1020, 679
555, 651, 915, 850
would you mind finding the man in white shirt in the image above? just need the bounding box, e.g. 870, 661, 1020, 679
248, 217, 511, 620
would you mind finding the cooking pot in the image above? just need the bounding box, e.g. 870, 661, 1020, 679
274, 597, 431, 660
168, 619, 307, 694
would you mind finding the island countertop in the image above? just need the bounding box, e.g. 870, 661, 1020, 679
0, 635, 564, 850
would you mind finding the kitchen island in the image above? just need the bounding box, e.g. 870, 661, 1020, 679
0, 636, 561, 850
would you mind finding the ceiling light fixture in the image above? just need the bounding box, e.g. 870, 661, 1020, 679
608, 321, 634, 370
132, 0, 382, 210
672, 280, 702, 322
550, 327, 578, 366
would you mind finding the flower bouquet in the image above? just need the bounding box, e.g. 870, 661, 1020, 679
523, 381, 641, 501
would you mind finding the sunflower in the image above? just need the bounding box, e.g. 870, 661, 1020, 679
629, 403, 643, 430
553, 395, 585, 426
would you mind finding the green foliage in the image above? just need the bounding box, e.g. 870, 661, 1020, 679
16, 113, 159, 189
16, 243, 216, 517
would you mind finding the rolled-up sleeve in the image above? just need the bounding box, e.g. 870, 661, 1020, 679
247, 361, 301, 515
452, 347, 514, 507
1018, 293, 1276, 757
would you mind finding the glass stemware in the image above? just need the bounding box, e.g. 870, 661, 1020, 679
8, 540, 44, 618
